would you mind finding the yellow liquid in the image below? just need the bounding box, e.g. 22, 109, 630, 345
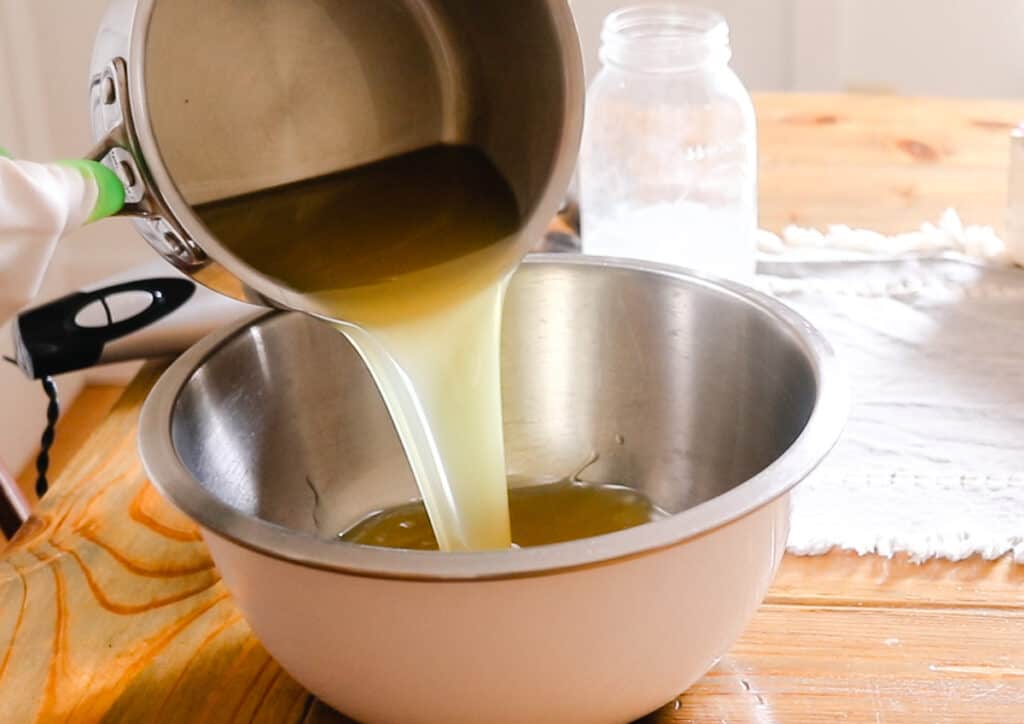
197, 145, 522, 551
197, 145, 523, 327
340, 481, 664, 551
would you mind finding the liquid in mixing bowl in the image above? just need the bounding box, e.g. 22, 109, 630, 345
340, 480, 665, 551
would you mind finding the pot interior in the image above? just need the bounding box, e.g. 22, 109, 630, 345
143, 0, 571, 218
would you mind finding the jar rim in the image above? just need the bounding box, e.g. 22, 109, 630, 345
600, 4, 731, 72
602, 4, 728, 46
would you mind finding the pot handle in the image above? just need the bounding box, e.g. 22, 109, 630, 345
84, 58, 206, 271
85, 58, 149, 217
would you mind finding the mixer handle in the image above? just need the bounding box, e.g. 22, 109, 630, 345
12, 278, 196, 379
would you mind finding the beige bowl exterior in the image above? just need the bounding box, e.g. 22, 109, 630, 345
205, 496, 788, 724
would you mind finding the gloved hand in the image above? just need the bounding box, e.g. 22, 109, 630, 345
0, 147, 124, 324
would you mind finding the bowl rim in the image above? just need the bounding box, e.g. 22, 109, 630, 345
138, 255, 848, 581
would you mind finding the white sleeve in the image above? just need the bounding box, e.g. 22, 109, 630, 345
0, 159, 101, 323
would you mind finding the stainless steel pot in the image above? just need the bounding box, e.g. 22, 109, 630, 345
88, 0, 583, 314
139, 256, 846, 723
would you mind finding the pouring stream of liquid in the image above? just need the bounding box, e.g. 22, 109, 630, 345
337, 277, 511, 551
197, 144, 521, 550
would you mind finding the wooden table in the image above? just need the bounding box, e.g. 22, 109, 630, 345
3, 94, 1024, 723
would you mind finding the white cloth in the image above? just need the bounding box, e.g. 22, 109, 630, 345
0, 159, 98, 324
758, 208, 1014, 266
756, 215, 1024, 563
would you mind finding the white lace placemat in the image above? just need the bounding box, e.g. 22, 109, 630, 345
756, 212, 1024, 562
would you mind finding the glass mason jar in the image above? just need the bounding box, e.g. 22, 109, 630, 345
579, 4, 757, 280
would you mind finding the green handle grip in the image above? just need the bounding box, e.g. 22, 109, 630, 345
0, 147, 124, 223
57, 159, 126, 223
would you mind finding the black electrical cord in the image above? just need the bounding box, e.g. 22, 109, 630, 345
3, 355, 58, 498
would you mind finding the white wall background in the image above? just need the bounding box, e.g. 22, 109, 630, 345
572, 0, 795, 88
1, 0, 1023, 474
572, 0, 1024, 96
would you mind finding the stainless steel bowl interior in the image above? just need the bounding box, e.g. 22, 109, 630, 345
141, 257, 846, 579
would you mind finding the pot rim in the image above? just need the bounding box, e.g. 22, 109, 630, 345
138, 255, 849, 581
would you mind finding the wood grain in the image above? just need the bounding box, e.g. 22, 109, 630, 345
0, 367, 344, 723
654, 605, 1024, 723
756, 93, 1024, 235
4, 94, 1024, 723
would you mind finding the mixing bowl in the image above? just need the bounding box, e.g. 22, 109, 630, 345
138, 255, 846, 724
